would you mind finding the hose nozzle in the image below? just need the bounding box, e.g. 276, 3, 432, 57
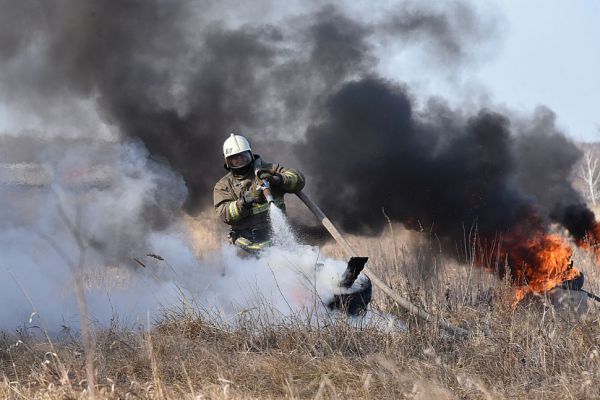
261, 179, 275, 203
255, 169, 275, 203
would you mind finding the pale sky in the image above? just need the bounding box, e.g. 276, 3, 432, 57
375, 0, 599, 143
476, 0, 600, 142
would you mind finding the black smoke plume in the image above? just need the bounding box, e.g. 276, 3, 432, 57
513, 110, 596, 242
300, 79, 531, 236
0, 1, 493, 210
299, 78, 597, 249
0, 0, 596, 249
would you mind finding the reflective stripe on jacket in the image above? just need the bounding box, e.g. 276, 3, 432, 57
234, 236, 271, 253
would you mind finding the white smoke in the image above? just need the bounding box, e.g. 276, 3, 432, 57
154, 202, 356, 321
187, 244, 349, 317
0, 137, 357, 332
0, 137, 187, 330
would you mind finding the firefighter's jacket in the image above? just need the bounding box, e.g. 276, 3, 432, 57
213, 155, 305, 233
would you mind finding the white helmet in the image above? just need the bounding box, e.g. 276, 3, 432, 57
223, 133, 252, 157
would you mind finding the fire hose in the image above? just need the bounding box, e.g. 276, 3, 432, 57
296, 191, 469, 337
579, 289, 600, 303
560, 281, 600, 303
558, 267, 600, 303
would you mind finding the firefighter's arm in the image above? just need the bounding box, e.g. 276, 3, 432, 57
272, 164, 305, 193
213, 184, 251, 225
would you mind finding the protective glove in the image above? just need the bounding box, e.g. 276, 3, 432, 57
256, 169, 283, 186
241, 187, 262, 208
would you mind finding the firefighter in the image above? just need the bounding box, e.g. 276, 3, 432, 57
213, 133, 305, 254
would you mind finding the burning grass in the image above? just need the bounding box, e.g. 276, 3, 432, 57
577, 221, 600, 264
1, 225, 600, 399
506, 232, 580, 303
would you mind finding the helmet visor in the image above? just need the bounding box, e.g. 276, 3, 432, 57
226, 151, 253, 169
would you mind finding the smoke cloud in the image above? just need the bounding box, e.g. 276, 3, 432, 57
299, 78, 597, 260
300, 79, 528, 235
0, 137, 358, 330
513, 109, 596, 241
0, 0, 596, 329
0, 138, 188, 329
0, 0, 497, 210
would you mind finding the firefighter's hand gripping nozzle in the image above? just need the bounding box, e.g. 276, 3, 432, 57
256, 169, 275, 204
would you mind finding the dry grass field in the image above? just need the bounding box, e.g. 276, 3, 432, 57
1, 211, 599, 399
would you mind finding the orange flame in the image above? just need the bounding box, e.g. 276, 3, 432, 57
504, 233, 580, 303
575, 221, 600, 264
